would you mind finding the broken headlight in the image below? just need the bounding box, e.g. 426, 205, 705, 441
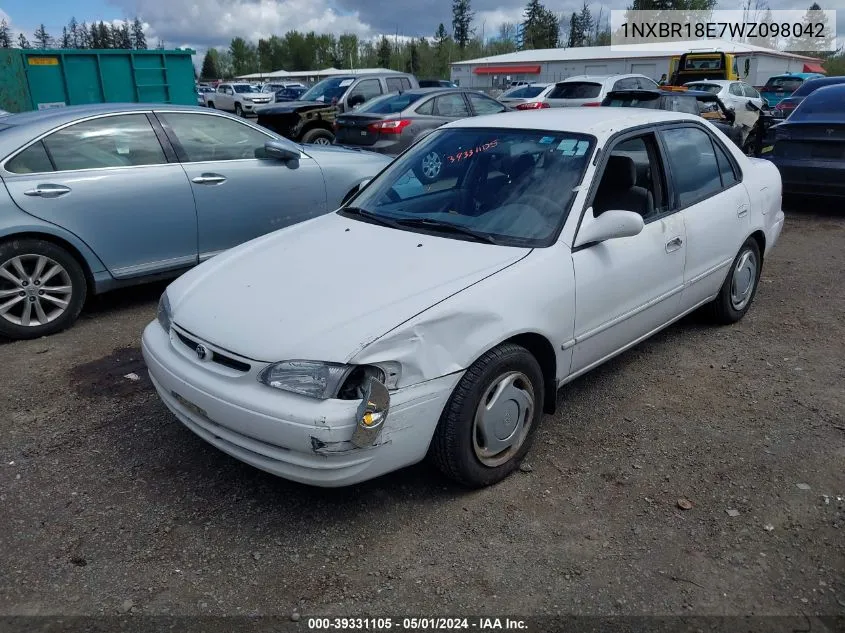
157, 291, 172, 333
257, 360, 400, 400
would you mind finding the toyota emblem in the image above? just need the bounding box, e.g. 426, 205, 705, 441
195, 344, 211, 361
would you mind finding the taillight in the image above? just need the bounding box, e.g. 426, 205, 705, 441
581, 102, 601, 107
515, 102, 549, 110
367, 119, 412, 134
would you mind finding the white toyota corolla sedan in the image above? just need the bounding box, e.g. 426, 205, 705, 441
142, 108, 785, 488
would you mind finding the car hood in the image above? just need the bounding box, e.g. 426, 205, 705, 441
167, 212, 530, 363
257, 101, 332, 114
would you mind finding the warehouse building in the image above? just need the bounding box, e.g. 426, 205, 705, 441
450, 38, 823, 89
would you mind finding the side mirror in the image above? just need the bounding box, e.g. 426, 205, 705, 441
262, 139, 301, 162
574, 209, 644, 248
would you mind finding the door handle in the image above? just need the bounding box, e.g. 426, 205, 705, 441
665, 236, 683, 253
737, 205, 749, 218
191, 174, 227, 185
23, 184, 71, 198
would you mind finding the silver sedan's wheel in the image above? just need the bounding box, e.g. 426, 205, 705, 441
421, 151, 442, 181
429, 343, 545, 487
0, 239, 87, 340
0, 254, 73, 327
730, 249, 757, 311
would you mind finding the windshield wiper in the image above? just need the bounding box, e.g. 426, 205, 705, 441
340, 207, 404, 229
394, 217, 499, 245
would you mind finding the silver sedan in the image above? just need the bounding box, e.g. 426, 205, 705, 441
0, 104, 391, 339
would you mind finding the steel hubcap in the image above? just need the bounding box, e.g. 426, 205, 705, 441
313, 137, 331, 145
730, 249, 757, 310
422, 152, 442, 179
0, 254, 72, 327
472, 371, 535, 468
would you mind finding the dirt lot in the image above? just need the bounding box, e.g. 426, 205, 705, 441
1, 204, 843, 626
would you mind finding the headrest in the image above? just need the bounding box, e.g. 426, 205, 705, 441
600, 155, 636, 190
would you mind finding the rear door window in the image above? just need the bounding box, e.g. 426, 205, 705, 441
661, 126, 725, 208
434, 93, 470, 117
386, 77, 405, 93
348, 79, 383, 103
42, 114, 167, 171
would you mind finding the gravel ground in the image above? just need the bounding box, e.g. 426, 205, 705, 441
1, 205, 843, 626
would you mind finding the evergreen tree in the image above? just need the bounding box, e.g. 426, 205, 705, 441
18, 34, 31, 49
61, 27, 70, 48
377, 36, 392, 68
78, 22, 90, 48
33, 24, 53, 48
789, 3, 834, 54
452, 0, 474, 50
0, 19, 12, 48
68, 18, 80, 48
131, 18, 146, 49
406, 41, 420, 74
577, 2, 593, 46
89, 23, 100, 48
566, 13, 579, 47
200, 48, 220, 80
434, 23, 452, 77
97, 22, 111, 49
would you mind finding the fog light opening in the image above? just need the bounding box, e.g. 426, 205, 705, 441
351, 378, 390, 448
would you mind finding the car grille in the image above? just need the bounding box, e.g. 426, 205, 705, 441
252, 98, 271, 104
173, 327, 251, 373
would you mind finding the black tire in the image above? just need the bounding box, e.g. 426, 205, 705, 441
301, 128, 334, 145
708, 238, 762, 325
234, 103, 243, 117
0, 238, 87, 340
428, 343, 544, 488
206, 101, 215, 109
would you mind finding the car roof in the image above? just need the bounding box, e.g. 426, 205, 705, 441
443, 107, 701, 137
0, 103, 236, 147
558, 73, 645, 84
684, 79, 732, 86
805, 83, 845, 97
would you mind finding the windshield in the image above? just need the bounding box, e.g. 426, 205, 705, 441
341, 127, 594, 247
234, 85, 259, 94
502, 85, 547, 99
790, 88, 845, 120
686, 83, 721, 94
764, 77, 803, 92
300, 77, 355, 103
357, 92, 423, 114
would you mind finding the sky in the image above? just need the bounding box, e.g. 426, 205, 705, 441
1, 0, 842, 58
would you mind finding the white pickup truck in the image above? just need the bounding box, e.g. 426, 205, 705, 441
206, 83, 275, 117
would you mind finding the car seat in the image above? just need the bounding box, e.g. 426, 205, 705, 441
592, 155, 654, 218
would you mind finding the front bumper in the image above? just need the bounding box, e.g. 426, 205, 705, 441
141, 322, 462, 487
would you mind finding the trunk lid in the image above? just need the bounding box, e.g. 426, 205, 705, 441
774, 123, 845, 160
335, 113, 388, 146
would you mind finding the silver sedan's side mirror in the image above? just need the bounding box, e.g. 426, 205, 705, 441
574, 208, 644, 248
262, 139, 301, 162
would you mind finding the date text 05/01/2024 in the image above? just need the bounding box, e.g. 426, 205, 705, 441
307, 617, 528, 631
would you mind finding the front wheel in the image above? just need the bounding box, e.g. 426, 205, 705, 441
429, 343, 544, 487
206, 101, 215, 109
708, 238, 762, 324
234, 103, 243, 117
0, 239, 87, 340
301, 128, 334, 145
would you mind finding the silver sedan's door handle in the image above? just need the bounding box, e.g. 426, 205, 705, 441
665, 236, 683, 253
191, 174, 227, 185
23, 184, 71, 198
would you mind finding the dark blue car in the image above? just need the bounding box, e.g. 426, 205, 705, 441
768, 84, 845, 198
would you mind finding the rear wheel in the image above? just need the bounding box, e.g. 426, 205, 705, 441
0, 239, 87, 340
708, 238, 762, 324
429, 343, 544, 488
302, 128, 334, 145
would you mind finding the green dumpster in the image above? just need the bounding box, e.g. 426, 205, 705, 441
0, 48, 197, 113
